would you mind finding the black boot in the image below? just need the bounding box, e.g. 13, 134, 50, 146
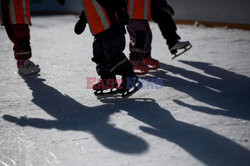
117, 76, 142, 97
111, 58, 142, 97
93, 64, 118, 95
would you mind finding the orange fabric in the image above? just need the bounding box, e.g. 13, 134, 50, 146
128, 0, 151, 20
83, 0, 111, 35
8, 0, 31, 24
26, 0, 31, 22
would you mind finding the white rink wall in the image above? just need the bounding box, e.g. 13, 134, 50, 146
30, 0, 83, 13
168, 0, 250, 25
30, 0, 250, 25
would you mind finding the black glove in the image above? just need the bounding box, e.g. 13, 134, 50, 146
117, 10, 129, 25
74, 20, 86, 35
74, 11, 88, 35
57, 0, 65, 6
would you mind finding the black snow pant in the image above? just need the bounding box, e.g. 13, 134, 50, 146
92, 25, 135, 79
151, 1, 181, 49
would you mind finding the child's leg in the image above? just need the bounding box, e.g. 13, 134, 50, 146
151, 7, 180, 49
92, 25, 134, 80
4, 24, 40, 75
92, 26, 138, 93
5, 24, 32, 61
143, 21, 153, 58
92, 38, 112, 79
151, 2, 191, 57
126, 19, 151, 60
97, 26, 135, 78
140, 22, 160, 70
2, 0, 32, 61
92, 37, 119, 93
126, 20, 151, 74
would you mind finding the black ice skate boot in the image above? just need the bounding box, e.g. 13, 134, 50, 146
93, 65, 118, 96
169, 41, 192, 59
93, 77, 118, 95
117, 76, 142, 98
113, 58, 142, 97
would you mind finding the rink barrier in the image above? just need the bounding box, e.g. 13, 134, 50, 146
30, 11, 250, 31
174, 19, 250, 31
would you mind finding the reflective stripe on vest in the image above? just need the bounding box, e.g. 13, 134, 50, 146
83, 0, 111, 35
9, 0, 31, 24
0, 1, 2, 25
128, 0, 151, 20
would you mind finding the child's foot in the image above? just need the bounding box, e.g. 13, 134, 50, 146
17, 59, 40, 76
117, 76, 142, 98
93, 78, 118, 95
170, 41, 192, 59
130, 60, 149, 75
142, 57, 160, 70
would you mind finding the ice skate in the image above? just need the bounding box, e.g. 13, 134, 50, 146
130, 60, 149, 75
170, 41, 192, 59
93, 78, 118, 96
17, 59, 40, 76
117, 76, 142, 98
142, 57, 160, 70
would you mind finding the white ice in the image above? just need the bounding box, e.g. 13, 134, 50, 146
0, 15, 250, 166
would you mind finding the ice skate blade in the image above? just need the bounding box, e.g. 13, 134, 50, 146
121, 81, 143, 98
133, 69, 148, 75
94, 89, 118, 96
171, 44, 192, 60
147, 66, 160, 70
134, 72, 148, 75
96, 94, 122, 100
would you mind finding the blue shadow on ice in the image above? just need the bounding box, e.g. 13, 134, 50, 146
100, 97, 250, 166
3, 75, 148, 154
2, 61, 250, 166
142, 60, 250, 121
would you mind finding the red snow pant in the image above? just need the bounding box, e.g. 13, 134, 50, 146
5, 24, 32, 60
1, 0, 32, 60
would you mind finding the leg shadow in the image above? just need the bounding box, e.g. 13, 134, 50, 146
2, 75, 148, 154
100, 98, 250, 165
140, 61, 250, 120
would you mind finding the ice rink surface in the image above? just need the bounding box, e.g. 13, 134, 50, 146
0, 15, 250, 166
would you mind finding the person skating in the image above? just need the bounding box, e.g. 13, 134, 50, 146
151, 0, 191, 59
0, 0, 65, 76
126, 0, 160, 75
126, 0, 191, 74
74, 0, 142, 97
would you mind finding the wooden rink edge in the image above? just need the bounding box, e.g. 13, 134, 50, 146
174, 19, 250, 31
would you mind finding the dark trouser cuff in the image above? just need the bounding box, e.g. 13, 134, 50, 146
14, 50, 32, 60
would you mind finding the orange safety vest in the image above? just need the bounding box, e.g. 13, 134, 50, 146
0, 2, 2, 24
82, 0, 111, 35
127, 0, 151, 20
0, 0, 31, 25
